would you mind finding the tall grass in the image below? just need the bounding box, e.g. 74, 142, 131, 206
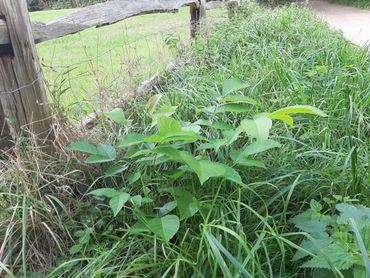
1, 3, 369, 277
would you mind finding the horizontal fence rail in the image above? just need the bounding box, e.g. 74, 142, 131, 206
0, 0, 235, 151
0, 0, 226, 45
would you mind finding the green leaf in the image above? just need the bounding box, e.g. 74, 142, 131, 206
146, 215, 180, 241
301, 243, 355, 270
293, 236, 331, 261
156, 116, 182, 136
85, 144, 116, 164
128, 171, 141, 184
336, 204, 370, 230
230, 150, 266, 168
268, 105, 328, 126
241, 139, 281, 157
240, 116, 272, 141
295, 219, 327, 234
222, 79, 248, 96
154, 146, 243, 185
67, 141, 98, 155
130, 195, 143, 206
69, 244, 81, 255
221, 94, 257, 105
117, 133, 145, 148
215, 103, 251, 114
354, 265, 368, 278
151, 105, 178, 127
89, 188, 118, 198
104, 108, 131, 126
109, 192, 130, 217
159, 201, 177, 216
104, 165, 128, 177
164, 188, 199, 220
194, 119, 233, 130
194, 160, 243, 185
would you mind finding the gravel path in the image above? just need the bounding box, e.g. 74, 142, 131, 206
310, 0, 370, 47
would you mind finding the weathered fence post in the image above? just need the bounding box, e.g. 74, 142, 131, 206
190, 0, 206, 38
227, 0, 239, 19
0, 0, 52, 149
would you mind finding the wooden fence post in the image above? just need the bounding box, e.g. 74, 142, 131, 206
0, 0, 52, 149
227, 0, 239, 19
190, 0, 206, 38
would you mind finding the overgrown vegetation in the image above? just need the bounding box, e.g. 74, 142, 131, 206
330, 0, 370, 9
1, 3, 369, 278
27, 0, 108, 11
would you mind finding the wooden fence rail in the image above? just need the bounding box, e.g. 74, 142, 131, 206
0, 0, 233, 150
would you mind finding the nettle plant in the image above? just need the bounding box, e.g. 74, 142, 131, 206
291, 197, 370, 278
68, 79, 327, 242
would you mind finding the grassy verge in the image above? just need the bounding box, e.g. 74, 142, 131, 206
330, 0, 370, 8
30, 8, 224, 121
1, 3, 369, 278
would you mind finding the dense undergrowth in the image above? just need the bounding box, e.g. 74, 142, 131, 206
1, 3, 369, 278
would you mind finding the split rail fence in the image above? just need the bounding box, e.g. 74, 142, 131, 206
0, 0, 236, 150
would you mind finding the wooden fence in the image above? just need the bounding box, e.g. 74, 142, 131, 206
0, 0, 236, 150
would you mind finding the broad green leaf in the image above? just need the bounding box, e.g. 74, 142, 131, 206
98, 144, 116, 158
240, 116, 272, 141
152, 105, 177, 118
215, 103, 251, 114
164, 188, 199, 220
109, 192, 130, 217
130, 195, 143, 206
143, 134, 163, 143
155, 146, 243, 185
86, 144, 116, 164
67, 141, 98, 155
301, 243, 355, 270
295, 220, 327, 234
104, 108, 131, 126
223, 129, 242, 146
146, 215, 180, 241
128, 171, 141, 184
117, 133, 145, 148
230, 150, 266, 168
194, 160, 243, 185
85, 155, 114, 164
104, 165, 128, 177
241, 139, 281, 157
153, 146, 185, 163
268, 105, 328, 126
162, 133, 206, 142
151, 105, 177, 127
354, 266, 368, 278
221, 94, 257, 105
195, 119, 234, 130
222, 79, 248, 96
145, 132, 206, 143
159, 201, 177, 216
69, 244, 81, 255
336, 204, 370, 230
89, 188, 118, 198
157, 116, 182, 136
293, 237, 331, 261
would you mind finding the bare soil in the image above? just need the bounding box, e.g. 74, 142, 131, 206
310, 0, 370, 47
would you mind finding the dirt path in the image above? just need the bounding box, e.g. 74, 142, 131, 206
310, 0, 370, 47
